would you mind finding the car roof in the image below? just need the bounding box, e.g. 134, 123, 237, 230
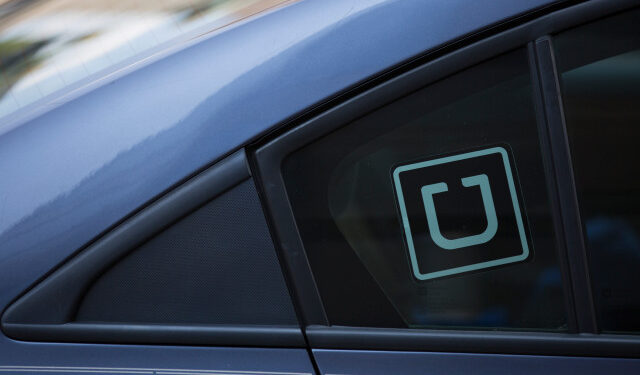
0, 0, 556, 298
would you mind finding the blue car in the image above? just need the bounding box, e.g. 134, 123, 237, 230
1, 0, 639, 373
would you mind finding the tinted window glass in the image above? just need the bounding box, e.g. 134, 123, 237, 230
76, 179, 298, 326
283, 49, 568, 330
554, 9, 640, 333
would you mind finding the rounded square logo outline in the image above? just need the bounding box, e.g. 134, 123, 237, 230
392, 146, 529, 281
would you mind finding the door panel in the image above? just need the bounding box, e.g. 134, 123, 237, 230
312, 349, 640, 375
0, 344, 314, 375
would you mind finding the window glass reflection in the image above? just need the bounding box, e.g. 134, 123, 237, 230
554, 8, 640, 333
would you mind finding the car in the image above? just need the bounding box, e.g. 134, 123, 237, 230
0, 0, 639, 374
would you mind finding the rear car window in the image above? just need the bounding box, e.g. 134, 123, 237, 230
282, 48, 569, 330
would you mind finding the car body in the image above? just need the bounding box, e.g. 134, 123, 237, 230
0, 0, 639, 374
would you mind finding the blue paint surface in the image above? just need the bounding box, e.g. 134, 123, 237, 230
0, 344, 313, 374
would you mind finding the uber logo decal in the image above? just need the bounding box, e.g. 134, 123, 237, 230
392, 146, 530, 281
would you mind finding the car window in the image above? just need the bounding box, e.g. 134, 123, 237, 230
281, 48, 569, 330
75, 178, 297, 326
554, 8, 640, 333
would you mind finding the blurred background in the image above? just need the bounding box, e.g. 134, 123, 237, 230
0, 0, 290, 120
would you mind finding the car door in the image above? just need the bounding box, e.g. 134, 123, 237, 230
252, 1, 640, 374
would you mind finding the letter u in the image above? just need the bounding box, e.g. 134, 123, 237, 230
420, 174, 498, 250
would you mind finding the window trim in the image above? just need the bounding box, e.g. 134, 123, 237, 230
306, 326, 640, 358
531, 36, 598, 333
251, 0, 640, 357
528, 40, 581, 332
1, 322, 304, 347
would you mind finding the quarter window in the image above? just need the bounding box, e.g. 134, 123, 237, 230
76, 179, 297, 326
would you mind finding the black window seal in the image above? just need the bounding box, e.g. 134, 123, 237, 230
531, 37, 598, 333
1, 149, 305, 348
528, 41, 580, 333
1, 323, 304, 348
250, 0, 640, 357
305, 326, 640, 358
